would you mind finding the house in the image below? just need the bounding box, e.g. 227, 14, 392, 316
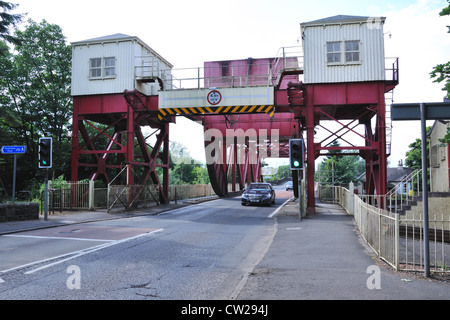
429, 120, 450, 192
357, 161, 414, 194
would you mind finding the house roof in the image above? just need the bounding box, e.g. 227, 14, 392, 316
301, 15, 385, 27
71, 33, 173, 68
71, 33, 136, 45
358, 166, 414, 183
387, 166, 415, 182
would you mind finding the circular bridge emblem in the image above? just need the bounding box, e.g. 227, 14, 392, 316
207, 90, 222, 105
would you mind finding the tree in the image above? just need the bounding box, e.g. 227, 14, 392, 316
277, 165, 291, 179
430, 0, 450, 98
439, 127, 450, 144
404, 126, 432, 169
0, 19, 72, 194
0, 1, 23, 55
192, 166, 210, 185
166, 142, 210, 185
317, 141, 365, 186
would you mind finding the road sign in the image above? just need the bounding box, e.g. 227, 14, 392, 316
1, 146, 26, 154
1, 146, 26, 204
391, 102, 450, 120
207, 90, 222, 105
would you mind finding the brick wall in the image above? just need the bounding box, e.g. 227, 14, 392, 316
0, 202, 39, 222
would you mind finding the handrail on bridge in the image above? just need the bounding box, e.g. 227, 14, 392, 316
134, 48, 398, 92
135, 46, 304, 91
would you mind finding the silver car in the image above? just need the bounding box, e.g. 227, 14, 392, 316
285, 181, 293, 191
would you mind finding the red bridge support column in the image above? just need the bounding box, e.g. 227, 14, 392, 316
70, 93, 170, 204
305, 86, 316, 215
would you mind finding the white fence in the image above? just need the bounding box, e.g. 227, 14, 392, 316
321, 184, 450, 274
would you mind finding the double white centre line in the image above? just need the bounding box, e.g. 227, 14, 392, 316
1, 229, 163, 276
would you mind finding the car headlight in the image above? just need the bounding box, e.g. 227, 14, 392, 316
262, 194, 271, 199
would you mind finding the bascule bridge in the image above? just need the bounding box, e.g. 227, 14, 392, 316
70, 15, 398, 213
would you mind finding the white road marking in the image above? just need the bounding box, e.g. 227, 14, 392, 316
0, 229, 163, 276
4, 234, 113, 242
268, 197, 294, 218
24, 229, 163, 275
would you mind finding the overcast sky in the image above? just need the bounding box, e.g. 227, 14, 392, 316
14, 0, 450, 168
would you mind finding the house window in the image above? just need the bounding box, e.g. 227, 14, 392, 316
345, 41, 360, 63
104, 57, 116, 77
89, 57, 116, 79
431, 144, 440, 168
327, 42, 341, 64
89, 58, 102, 78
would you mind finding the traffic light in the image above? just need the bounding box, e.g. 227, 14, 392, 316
289, 139, 304, 170
38, 137, 52, 168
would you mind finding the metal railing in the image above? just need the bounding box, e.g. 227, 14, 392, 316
385, 57, 399, 83
107, 184, 159, 212
41, 181, 91, 214
386, 169, 423, 214
135, 51, 396, 92
135, 46, 304, 91
169, 184, 216, 202
352, 193, 400, 270
320, 184, 450, 274
41, 180, 219, 213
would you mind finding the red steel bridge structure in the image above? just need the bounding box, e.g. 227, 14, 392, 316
70, 17, 399, 214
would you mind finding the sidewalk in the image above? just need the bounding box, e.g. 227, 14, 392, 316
237, 198, 450, 300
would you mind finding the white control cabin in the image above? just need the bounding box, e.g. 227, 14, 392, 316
301, 15, 387, 84
71, 33, 173, 96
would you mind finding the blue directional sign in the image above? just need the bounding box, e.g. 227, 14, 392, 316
1, 146, 26, 154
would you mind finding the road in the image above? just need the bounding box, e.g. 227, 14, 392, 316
0, 188, 292, 300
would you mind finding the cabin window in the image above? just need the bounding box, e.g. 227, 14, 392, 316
89, 57, 116, 79
345, 41, 360, 63
89, 58, 102, 78
104, 57, 116, 77
326, 42, 341, 64
326, 40, 361, 65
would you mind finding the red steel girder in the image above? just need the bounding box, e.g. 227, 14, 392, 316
303, 81, 391, 214
71, 93, 170, 204
205, 137, 263, 197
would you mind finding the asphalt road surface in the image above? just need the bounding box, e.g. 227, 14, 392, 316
0, 190, 293, 300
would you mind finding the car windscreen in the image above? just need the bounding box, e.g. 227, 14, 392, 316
248, 184, 270, 190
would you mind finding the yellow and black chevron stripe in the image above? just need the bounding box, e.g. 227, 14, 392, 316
157, 105, 275, 120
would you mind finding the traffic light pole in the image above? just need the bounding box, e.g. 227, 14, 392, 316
38, 137, 52, 221
44, 168, 48, 221
13, 154, 17, 204
289, 139, 305, 221
298, 172, 302, 221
